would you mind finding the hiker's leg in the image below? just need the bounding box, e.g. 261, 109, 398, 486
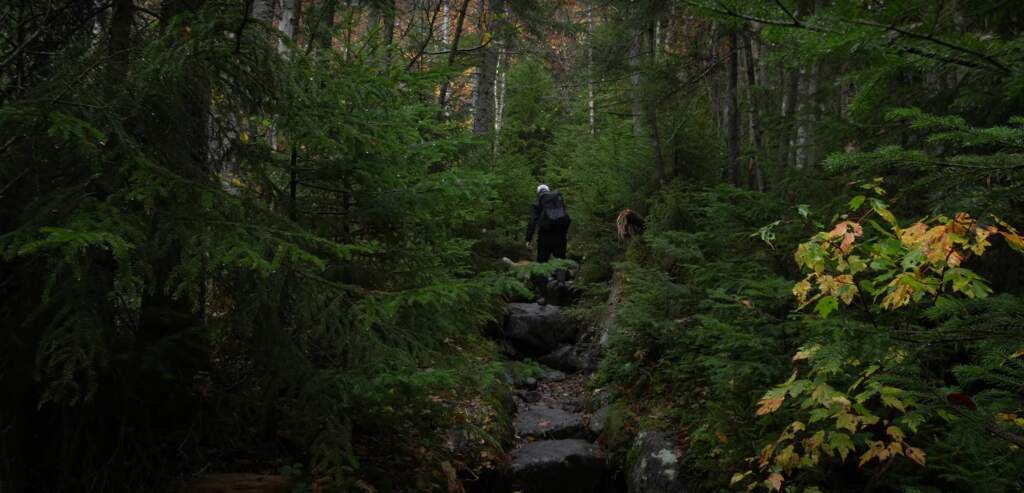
537, 234, 553, 263
552, 229, 568, 259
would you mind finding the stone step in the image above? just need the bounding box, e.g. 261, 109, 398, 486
508, 439, 606, 493
514, 403, 585, 440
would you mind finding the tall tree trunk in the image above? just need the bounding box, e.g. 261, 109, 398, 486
442, 0, 451, 44
494, 52, 507, 145
794, 66, 810, 169
277, 0, 298, 53
315, 0, 338, 51
140, 0, 210, 361
587, 6, 595, 135
472, 0, 505, 136
382, 0, 395, 65
646, 20, 665, 182
437, 0, 470, 116
782, 66, 799, 167
743, 32, 765, 191
725, 30, 741, 186
107, 0, 133, 86
629, 24, 643, 135
251, 0, 274, 23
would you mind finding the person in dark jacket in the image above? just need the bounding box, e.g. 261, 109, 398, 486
526, 184, 571, 262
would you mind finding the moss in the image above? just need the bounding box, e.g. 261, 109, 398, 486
578, 260, 614, 284
600, 401, 635, 469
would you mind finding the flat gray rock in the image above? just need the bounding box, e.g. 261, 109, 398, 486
509, 439, 605, 493
515, 404, 585, 439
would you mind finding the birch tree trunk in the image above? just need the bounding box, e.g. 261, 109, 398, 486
495, 53, 507, 134
442, 0, 450, 45
587, 6, 595, 135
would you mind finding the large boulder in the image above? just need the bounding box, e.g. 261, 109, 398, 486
515, 404, 585, 440
627, 429, 687, 493
503, 303, 577, 355
508, 439, 606, 493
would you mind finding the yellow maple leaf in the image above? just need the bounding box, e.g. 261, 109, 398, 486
793, 278, 813, 304
886, 425, 905, 441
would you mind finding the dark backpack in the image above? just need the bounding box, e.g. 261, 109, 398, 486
538, 191, 571, 231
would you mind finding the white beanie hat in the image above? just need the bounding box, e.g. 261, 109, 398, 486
537, 184, 550, 194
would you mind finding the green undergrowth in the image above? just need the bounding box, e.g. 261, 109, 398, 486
593, 176, 1024, 492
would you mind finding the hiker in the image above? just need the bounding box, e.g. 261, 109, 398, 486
526, 184, 571, 263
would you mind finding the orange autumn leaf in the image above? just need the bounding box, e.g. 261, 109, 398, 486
906, 446, 926, 466
756, 395, 785, 416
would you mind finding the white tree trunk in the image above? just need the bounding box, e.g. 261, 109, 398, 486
587, 7, 595, 135
442, 0, 450, 45
494, 52, 507, 150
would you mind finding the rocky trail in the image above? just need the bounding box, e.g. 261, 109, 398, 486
465, 295, 687, 493
475, 301, 618, 493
